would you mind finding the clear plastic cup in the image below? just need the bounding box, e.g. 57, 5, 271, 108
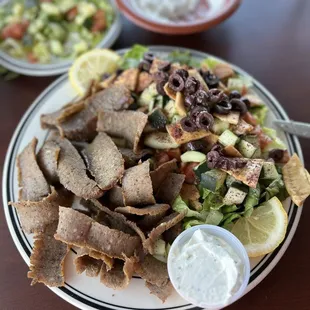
167, 224, 250, 310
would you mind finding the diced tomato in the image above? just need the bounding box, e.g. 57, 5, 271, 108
1, 21, 29, 40
258, 132, 272, 150
155, 152, 170, 167
181, 162, 199, 184
91, 9, 106, 33
27, 52, 38, 63
243, 112, 257, 126
166, 148, 181, 161
66, 6, 78, 21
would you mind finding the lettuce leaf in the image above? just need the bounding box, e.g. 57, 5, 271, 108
203, 191, 224, 211
200, 57, 221, 70
249, 105, 268, 126
168, 50, 200, 67
261, 177, 288, 201
262, 127, 287, 151
243, 183, 260, 217
119, 44, 148, 69
172, 195, 207, 221
183, 210, 223, 229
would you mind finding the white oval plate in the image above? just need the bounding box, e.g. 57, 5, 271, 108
2, 46, 303, 310
0, 0, 121, 77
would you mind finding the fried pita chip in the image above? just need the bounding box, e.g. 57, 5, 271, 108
144, 212, 186, 254
155, 173, 185, 204
166, 122, 210, 145
28, 222, 69, 287
55, 208, 141, 259
37, 140, 60, 184
150, 159, 178, 192
136, 72, 153, 93
100, 256, 137, 290
122, 161, 155, 206
84, 132, 124, 190
114, 68, 139, 92
145, 281, 173, 303
17, 138, 50, 201
97, 110, 148, 154
10, 188, 73, 234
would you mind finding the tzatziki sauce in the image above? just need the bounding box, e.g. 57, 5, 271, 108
169, 229, 245, 308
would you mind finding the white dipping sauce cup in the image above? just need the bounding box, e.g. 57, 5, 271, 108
167, 224, 250, 310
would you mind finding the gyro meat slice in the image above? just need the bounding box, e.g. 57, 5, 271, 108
37, 140, 60, 184
100, 256, 137, 290
145, 281, 174, 303
97, 110, 148, 154
75, 247, 103, 277
144, 212, 186, 254
134, 254, 169, 287
28, 221, 69, 287
155, 173, 185, 204
10, 187, 73, 234
106, 186, 125, 208
137, 212, 168, 232
53, 135, 103, 199
150, 159, 178, 193
122, 161, 155, 206
115, 204, 170, 216
55, 207, 141, 259
17, 137, 50, 201
84, 132, 124, 190
119, 148, 153, 168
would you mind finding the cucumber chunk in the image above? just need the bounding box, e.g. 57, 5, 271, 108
219, 130, 239, 147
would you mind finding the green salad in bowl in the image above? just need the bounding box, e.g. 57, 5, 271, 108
0, 0, 115, 64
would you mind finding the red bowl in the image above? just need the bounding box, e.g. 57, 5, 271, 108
116, 0, 242, 35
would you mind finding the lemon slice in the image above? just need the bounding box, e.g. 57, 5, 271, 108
231, 197, 288, 257
69, 49, 120, 95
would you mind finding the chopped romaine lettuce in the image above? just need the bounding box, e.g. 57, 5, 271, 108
227, 76, 253, 93
203, 191, 224, 211
172, 196, 207, 220
243, 183, 260, 217
261, 177, 288, 201
250, 105, 268, 126
262, 127, 287, 151
119, 44, 148, 70
221, 213, 241, 227
167, 50, 200, 67
221, 204, 239, 214
200, 57, 221, 70
183, 210, 223, 229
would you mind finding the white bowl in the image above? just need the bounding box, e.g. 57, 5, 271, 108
167, 224, 250, 310
0, 0, 122, 76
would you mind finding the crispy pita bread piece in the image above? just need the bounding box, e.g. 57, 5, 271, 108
84, 132, 124, 190
150, 159, 178, 193
144, 212, 186, 254
155, 173, 185, 204
145, 281, 173, 303
10, 188, 73, 234
136, 72, 153, 93
166, 122, 210, 145
114, 68, 139, 92
115, 204, 170, 216
134, 255, 169, 287
122, 161, 155, 206
46, 85, 133, 141
53, 134, 103, 199
119, 148, 153, 168
74, 247, 103, 277
28, 222, 69, 287
37, 140, 60, 184
100, 256, 137, 290
17, 138, 50, 201
97, 110, 148, 154
55, 207, 141, 259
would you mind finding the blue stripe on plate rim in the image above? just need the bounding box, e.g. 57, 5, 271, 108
2, 46, 303, 310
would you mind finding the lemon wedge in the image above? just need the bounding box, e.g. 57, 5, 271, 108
231, 197, 288, 257
69, 49, 120, 96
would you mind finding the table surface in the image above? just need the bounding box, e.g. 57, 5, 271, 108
1, 1, 310, 309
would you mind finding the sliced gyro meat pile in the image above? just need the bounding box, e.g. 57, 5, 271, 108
55, 207, 141, 259
17, 137, 50, 201
97, 110, 148, 154
41, 85, 133, 141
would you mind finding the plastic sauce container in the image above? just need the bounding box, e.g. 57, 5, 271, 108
167, 225, 250, 310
